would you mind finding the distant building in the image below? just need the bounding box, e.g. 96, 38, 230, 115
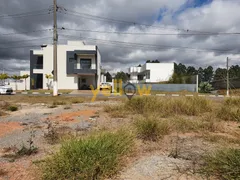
128, 62, 174, 83
30, 41, 104, 90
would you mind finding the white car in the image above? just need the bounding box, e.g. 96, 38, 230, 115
0, 86, 13, 95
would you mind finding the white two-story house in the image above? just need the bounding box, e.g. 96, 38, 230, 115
129, 62, 174, 83
30, 41, 102, 90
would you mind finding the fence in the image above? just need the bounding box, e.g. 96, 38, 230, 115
112, 82, 197, 93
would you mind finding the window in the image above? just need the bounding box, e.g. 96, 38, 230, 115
80, 59, 91, 69
146, 72, 150, 79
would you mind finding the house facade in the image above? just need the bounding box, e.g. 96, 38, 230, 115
30, 41, 102, 90
129, 62, 174, 83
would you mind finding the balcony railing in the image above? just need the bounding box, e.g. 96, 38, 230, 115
33, 64, 43, 69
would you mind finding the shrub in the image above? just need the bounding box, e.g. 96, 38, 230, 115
200, 148, 240, 180
41, 131, 133, 180
71, 99, 84, 104
135, 117, 170, 141
199, 82, 213, 93
224, 98, 240, 107
217, 106, 240, 122
8, 105, 18, 112
53, 101, 66, 106
48, 105, 57, 108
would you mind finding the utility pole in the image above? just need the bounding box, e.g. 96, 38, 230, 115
53, 0, 58, 96
226, 57, 229, 97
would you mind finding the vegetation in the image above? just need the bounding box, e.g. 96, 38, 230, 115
11, 75, 22, 91
134, 116, 170, 141
201, 148, 240, 180
7, 105, 18, 112
41, 131, 133, 180
217, 98, 240, 121
199, 82, 213, 93
0, 73, 9, 85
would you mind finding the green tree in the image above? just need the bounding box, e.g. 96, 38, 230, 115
198, 67, 204, 83
45, 74, 53, 90
11, 75, 22, 91
0, 73, 9, 85
174, 63, 187, 75
21, 74, 29, 91
115, 71, 129, 83
203, 66, 214, 82
229, 65, 240, 78
214, 68, 227, 81
186, 66, 197, 75
105, 72, 112, 82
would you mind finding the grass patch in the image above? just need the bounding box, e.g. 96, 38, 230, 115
217, 106, 240, 122
40, 131, 134, 180
134, 117, 170, 141
0, 96, 85, 105
200, 148, 240, 180
71, 99, 84, 104
7, 105, 18, 112
125, 96, 212, 117
53, 101, 66, 106
224, 97, 240, 106
103, 104, 127, 118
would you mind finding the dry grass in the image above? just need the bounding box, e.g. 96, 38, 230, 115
125, 96, 212, 117
0, 96, 85, 105
103, 104, 127, 118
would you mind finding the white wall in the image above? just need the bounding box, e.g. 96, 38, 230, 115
146, 63, 174, 82
32, 41, 99, 90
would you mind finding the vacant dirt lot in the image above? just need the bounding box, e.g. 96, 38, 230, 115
0, 96, 240, 180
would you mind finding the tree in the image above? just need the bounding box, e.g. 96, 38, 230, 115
21, 74, 29, 91
146, 60, 151, 63
198, 67, 204, 83
174, 63, 187, 75
115, 71, 129, 83
229, 65, 240, 78
203, 66, 214, 82
45, 74, 53, 90
186, 66, 197, 75
213, 68, 227, 81
0, 73, 9, 85
105, 72, 112, 82
11, 75, 22, 91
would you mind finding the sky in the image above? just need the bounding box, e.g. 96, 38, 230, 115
0, 0, 240, 74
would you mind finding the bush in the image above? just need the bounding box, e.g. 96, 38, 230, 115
199, 82, 213, 93
135, 117, 170, 141
103, 104, 127, 118
8, 105, 18, 112
41, 131, 133, 180
201, 148, 240, 180
224, 98, 240, 107
53, 101, 66, 106
217, 106, 240, 122
71, 99, 84, 104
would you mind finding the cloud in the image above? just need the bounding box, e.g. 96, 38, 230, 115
0, 0, 240, 75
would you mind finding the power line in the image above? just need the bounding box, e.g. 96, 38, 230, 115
60, 8, 225, 34
0, 43, 52, 50
60, 27, 240, 36
59, 34, 234, 53
0, 29, 53, 36
0, 8, 52, 19
0, 37, 52, 45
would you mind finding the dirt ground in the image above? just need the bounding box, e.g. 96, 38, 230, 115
0, 98, 239, 180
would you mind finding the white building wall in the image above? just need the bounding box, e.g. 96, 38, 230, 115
129, 63, 174, 83
146, 63, 174, 82
31, 41, 99, 90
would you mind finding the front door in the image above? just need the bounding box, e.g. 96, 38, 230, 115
78, 77, 87, 90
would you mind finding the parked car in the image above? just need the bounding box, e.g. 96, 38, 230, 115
0, 86, 13, 95
100, 83, 112, 90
